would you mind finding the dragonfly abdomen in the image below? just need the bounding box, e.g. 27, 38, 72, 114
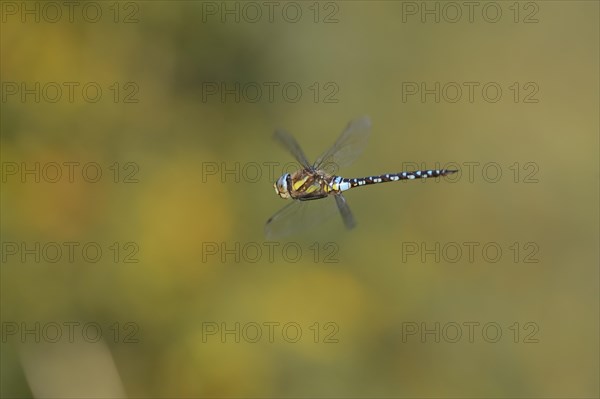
339, 169, 458, 190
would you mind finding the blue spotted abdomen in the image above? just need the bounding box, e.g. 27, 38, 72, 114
339, 169, 458, 190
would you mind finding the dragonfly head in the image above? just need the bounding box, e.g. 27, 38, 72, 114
274, 173, 292, 199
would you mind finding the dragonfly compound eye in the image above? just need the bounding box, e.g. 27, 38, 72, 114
275, 174, 291, 199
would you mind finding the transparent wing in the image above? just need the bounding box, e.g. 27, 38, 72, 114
313, 116, 372, 171
334, 194, 356, 230
264, 198, 340, 239
273, 129, 311, 169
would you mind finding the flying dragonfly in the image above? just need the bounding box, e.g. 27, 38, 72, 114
265, 116, 457, 238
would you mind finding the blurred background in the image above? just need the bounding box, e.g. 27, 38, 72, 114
1, 1, 598, 397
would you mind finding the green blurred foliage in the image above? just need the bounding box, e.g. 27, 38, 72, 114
1, 1, 598, 398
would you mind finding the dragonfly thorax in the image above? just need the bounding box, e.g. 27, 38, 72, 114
274, 173, 292, 199
273, 169, 341, 202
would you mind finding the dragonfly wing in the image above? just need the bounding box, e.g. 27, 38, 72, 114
334, 194, 356, 230
273, 128, 311, 169
264, 198, 340, 239
313, 116, 371, 171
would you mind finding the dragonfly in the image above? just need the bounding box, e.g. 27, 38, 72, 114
265, 116, 457, 238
